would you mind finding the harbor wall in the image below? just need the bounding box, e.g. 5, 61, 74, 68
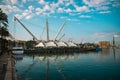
4, 55, 18, 80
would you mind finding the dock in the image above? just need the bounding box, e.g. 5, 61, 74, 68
0, 52, 18, 80
24, 47, 97, 54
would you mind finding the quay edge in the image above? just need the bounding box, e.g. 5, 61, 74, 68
24, 47, 97, 54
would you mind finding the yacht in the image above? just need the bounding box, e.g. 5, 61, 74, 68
12, 46, 24, 54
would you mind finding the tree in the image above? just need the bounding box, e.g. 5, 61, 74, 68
0, 8, 9, 37
0, 27, 9, 38
0, 8, 9, 54
0, 9, 8, 28
26, 40, 36, 49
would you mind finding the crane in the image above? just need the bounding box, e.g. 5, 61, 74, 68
14, 16, 38, 41
54, 21, 66, 41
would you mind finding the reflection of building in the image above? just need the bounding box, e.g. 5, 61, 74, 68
99, 41, 110, 48
101, 49, 109, 55
38, 53, 79, 62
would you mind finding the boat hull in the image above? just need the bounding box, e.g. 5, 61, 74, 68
12, 51, 24, 54
12, 47, 24, 55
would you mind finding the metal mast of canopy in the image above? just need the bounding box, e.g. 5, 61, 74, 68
54, 21, 66, 41
46, 19, 49, 42
14, 16, 38, 41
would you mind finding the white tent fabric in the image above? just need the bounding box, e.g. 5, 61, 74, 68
36, 41, 77, 48
56, 41, 67, 47
45, 41, 57, 47
35, 42, 45, 47
67, 42, 77, 47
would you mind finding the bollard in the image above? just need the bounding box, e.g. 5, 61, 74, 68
2, 63, 7, 73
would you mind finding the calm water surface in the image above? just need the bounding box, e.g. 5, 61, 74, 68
15, 48, 120, 80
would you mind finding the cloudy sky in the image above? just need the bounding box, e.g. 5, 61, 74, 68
0, 0, 120, 44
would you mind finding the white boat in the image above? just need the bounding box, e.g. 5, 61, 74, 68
12, 47, 24, 54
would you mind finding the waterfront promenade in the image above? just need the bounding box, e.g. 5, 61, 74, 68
0, 52, 9, 80
0, 52, 17, 80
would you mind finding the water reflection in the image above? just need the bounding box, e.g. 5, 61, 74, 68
100, 48, 120, 61
12, 54, 23, 61
15, 48, 120, 80
112, 48, 120, 61
113, 48, 116, 61
46, 58, 49, 80
100, 49, 110, 55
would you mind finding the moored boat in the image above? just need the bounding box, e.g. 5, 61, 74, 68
12, 47, 24, 54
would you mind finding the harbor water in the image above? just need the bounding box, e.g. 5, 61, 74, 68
15, 48, 120, 80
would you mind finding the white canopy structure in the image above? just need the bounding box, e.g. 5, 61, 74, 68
55, 41, 68, 47
35, 41, 78, 48
35, 42, 45, 47
45, 41, 57, 47
67, 42, 77, 47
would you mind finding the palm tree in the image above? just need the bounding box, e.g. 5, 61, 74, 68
0, 27, 9, 38
0, 8, 8, 28
0, 8, 9, 54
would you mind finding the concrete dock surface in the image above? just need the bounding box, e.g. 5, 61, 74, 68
0, 52, 18, 80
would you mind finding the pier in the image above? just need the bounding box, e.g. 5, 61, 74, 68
24, 47, 97, 54
0, 52, 18, 80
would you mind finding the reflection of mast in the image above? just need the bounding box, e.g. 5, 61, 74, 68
55, 59, 67, 80
46, 58, 49, 80
54, 55, 58, 61
56, 65, 67, 80
113, 47, 116, 61
113, 36, 115, 47
20, 59, 38, 77
33, 55, 34, 61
